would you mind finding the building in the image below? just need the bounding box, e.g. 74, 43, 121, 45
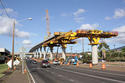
0, 48, 10, 63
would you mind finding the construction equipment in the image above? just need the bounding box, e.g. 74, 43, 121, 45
29, 29, 118, 64
46, 9, 51, 37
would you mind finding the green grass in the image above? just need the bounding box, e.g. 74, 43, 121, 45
0, 64, 8, 78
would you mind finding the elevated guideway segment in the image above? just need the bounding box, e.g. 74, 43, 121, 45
29, 29, 118, 64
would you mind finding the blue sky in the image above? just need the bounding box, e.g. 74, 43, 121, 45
0, 0, 125, 53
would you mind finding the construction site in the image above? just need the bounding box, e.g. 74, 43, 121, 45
1, 1, 125, 83
29, 10, 118, 65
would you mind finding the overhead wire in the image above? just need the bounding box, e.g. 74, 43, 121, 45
0, 0, 10, 17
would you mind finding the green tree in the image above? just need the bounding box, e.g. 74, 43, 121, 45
98, 41, 110, 60
82, 53, 92, 63
121, 47, 125, 52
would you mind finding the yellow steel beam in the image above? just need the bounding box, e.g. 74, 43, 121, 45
42, 31, 73, 46
43, 30, 117, 46
88, 36, 100, 45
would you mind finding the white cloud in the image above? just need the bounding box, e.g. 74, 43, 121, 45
0, 8, 13, 14
74, 17, 84, 23
106, 25, 125, 44
104, 16, 111, 20
22, 40, 31, 45
112, 25, 125, 32
73, 9, 86, 23
0, 8, 17, 17
79, 24, 99, 30
61, 13, 67, 16
15, 29, 30, 38
73, 9, 85, 17
0, 16, 30, 38
105, 8, 125, 20
113, 8, 125, 19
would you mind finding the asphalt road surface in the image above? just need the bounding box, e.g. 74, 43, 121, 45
26, 60, 125, 83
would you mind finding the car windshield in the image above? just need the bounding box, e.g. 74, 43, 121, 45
42, 60, 48, 63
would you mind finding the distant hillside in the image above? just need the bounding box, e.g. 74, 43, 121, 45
112, 46, 125, 51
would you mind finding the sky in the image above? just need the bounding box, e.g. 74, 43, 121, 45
0, 0, 125, 53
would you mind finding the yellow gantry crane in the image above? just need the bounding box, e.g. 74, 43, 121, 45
30, 29, 118, 64
46, 9, 51, 37
42, 29, 118, 47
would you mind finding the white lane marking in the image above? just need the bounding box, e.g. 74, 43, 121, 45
69, 79, 75, 82
51, 72, 54, 74
32, 68, 42, 69
60, 66, 125, 77
58, 74, 63, 77
26, 64, 36, 83
54, 67, 125, 83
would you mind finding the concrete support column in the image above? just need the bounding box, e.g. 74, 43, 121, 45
40, 47, 42, 58
43, 47, 46, 60
36, 49, 39, 58
92, 45, 98, 65
62, 47, 66, 60
49, 47, 53, 60
34, 51, 36, 58
33, 52, 35, 58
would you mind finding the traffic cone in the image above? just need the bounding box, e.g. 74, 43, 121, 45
76, 62, 79, 67
14, 66, 16, 70
101, 63, 106, 70
24, 69, 27, 74
67, 62, 70, 66
60, 62, 62, 65
8, 67, 10, 70
50, 61, 53, 64
89, 63, 92, 68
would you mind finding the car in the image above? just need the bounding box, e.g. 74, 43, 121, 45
41, 60, 50, 68
32, 60, 37, 64
53, 60, 60, 65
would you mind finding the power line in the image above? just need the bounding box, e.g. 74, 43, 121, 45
0, 0, 10, 17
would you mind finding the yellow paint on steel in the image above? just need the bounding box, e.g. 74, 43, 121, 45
29, 29, 118, 52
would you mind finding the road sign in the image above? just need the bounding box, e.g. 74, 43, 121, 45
7, 60, 12, 68
14, 59, 20, 66
7, 59, 20, 68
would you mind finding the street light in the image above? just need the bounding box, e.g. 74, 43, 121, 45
11, 18, 32, 70
70, 46, 73, 56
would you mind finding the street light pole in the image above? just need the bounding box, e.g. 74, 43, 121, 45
11, 20, 15, 70
11, 17, 32, 70
70, 46, 73, 56
82, 38, 84, 55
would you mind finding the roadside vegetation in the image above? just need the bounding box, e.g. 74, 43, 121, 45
81, 41, 125, 63
98, 41, 125, 62
0, 64, 8, 78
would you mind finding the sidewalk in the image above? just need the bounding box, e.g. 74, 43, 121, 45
0, 64, 31, 83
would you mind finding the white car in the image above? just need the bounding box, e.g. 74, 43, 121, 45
53, 61, 60, 65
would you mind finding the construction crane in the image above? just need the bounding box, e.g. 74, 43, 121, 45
46, 9, 51, 37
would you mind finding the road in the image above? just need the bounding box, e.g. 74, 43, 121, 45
26, 60, 125, 83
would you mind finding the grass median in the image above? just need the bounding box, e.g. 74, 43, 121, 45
0, 64, 8, 78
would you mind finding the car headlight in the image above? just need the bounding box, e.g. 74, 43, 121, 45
43, 63, 45, 65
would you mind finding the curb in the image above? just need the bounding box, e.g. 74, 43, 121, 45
25, 62, 36, 83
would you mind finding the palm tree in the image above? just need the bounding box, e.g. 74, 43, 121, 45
98, 40, 110, 60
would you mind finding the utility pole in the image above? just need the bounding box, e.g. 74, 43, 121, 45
11, 20, 15, 70
114, 44, 116, 49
